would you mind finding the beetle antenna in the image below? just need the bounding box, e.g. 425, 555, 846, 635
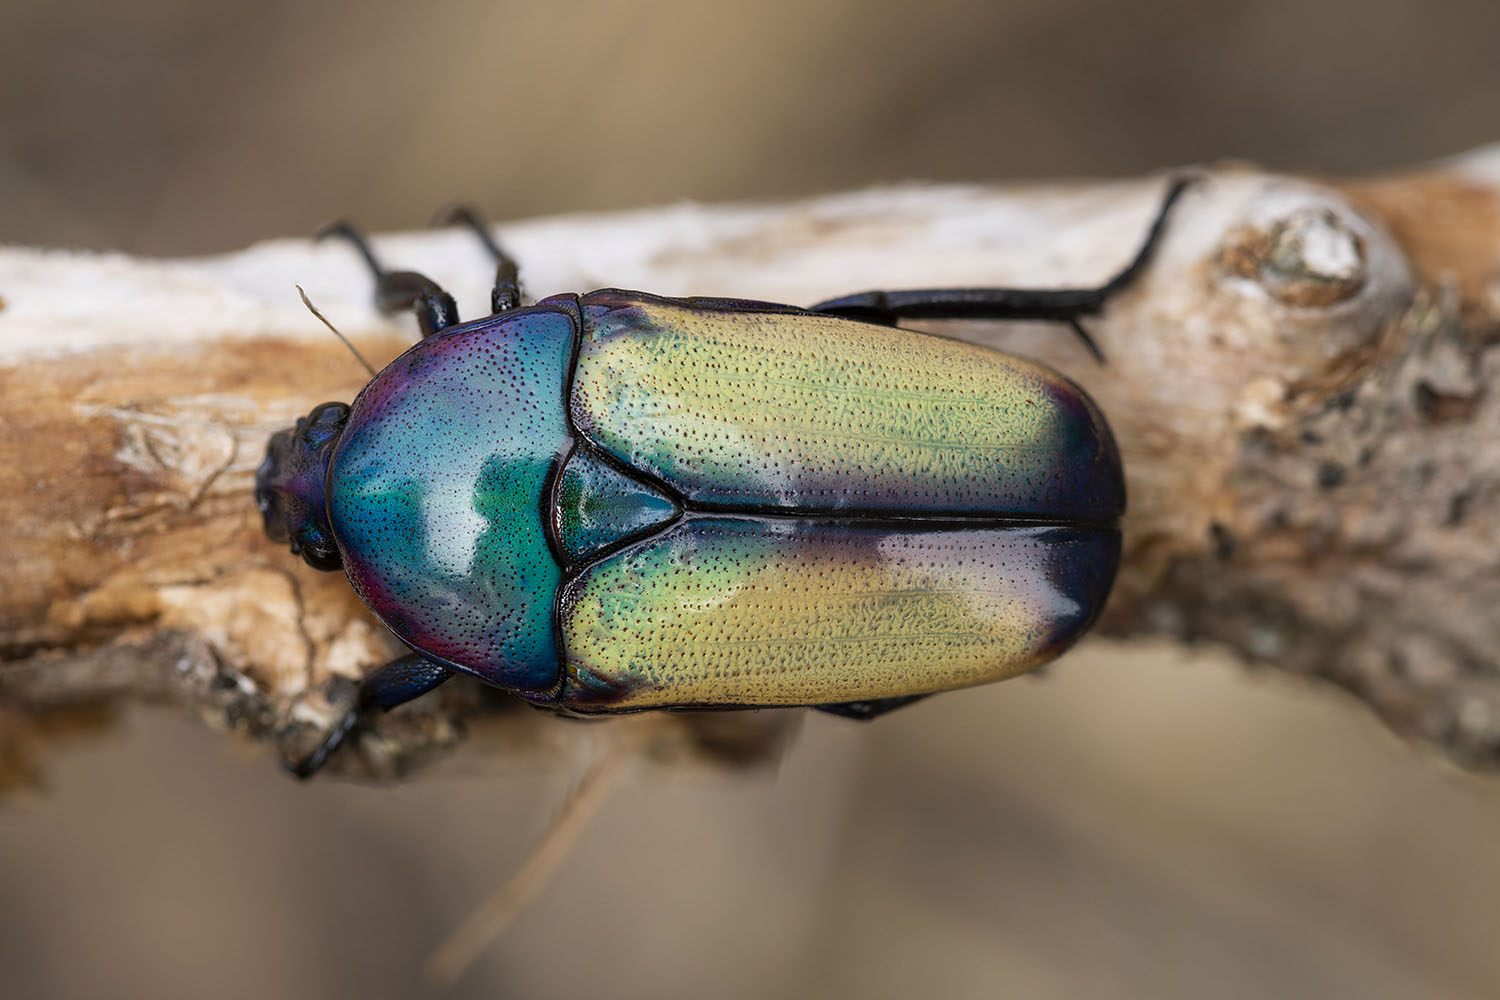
424, 728, 644, 987
297, 285, 377, 378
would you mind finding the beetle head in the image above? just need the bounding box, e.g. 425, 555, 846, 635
256, 401, 350, 571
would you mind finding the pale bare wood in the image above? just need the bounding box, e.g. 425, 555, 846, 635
3, 149, 1500, 785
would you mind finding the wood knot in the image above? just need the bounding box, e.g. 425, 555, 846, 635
1220, 207, 1368, 308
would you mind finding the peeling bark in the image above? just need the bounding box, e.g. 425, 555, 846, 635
4, 150, 1500, 785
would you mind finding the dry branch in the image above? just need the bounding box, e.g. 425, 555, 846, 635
4, 150, 1500, 785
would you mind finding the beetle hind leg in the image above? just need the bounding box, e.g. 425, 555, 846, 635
809, 175, 1195, 364
435, 205, 525, 313
317, 220, 461, 338
287, 653, 454, 780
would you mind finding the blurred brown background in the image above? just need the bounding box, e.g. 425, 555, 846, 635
5, 1, 1500, 998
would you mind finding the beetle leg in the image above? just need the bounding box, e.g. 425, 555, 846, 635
317, 221, 461, 338
435, 206, 525, 314
287, 653, 454, 780
814, 694, 929, 721
808, 175, 1195, 364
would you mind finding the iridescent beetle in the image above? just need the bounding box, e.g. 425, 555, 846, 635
257, 181, 1188, 776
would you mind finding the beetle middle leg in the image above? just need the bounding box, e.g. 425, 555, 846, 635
814, 694, 929, 720
289, 653, 454, 779
317, 221, 461, 338
810, 176, 1194, 364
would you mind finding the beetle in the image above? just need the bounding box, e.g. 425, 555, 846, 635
257, 180, 1190, 777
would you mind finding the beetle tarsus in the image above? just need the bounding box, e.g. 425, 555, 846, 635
314, 220, 384, 278
286, 701, 361, 781
809, 175, 1196, 364
1069, 318, 1106, 365
1097, 174, 1195, 297
317, 219, 462, 338
436, 205, 525, 313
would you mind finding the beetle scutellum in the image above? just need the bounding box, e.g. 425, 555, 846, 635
256, 180, 1190, 777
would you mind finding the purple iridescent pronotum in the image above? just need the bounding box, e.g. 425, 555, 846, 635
256, 181, 1189, 776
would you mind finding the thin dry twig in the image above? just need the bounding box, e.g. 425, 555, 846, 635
425, 726, 647, 986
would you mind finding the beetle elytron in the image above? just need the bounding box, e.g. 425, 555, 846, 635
257, 181, 1189, 776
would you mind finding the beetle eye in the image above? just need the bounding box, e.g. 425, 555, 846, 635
296, 527, 343, 571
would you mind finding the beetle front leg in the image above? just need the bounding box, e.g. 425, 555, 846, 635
288, 653, 454, 780
809, 176, 1194, 364
317, 221, 461, 338
436, 206, 525, 313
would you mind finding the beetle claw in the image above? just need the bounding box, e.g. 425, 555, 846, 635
284, 706, 361, 781
281, 677, 362, 780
